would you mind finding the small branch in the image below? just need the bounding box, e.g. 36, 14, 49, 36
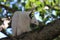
2, 19, 60, 40
0, 4, 17, 13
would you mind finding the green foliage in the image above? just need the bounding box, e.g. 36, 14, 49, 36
4, 0, 6, 2
25, 1, 31, 9
0, 0, 60, 23
30, 0, 36, 3
0, 8, 2, 12
0, 1, 59, 27
0, 0, 60, 25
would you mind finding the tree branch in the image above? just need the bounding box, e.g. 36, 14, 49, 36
17, 19, 60, 40
0, 4, 17, 13
1, 19, 60, 40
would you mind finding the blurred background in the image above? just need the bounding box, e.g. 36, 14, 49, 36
0, 0, 60, 40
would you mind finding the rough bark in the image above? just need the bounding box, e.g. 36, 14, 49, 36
17, 18, 60, 40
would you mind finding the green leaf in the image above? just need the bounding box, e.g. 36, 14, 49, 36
5, 3, 10, 7
55, 0, 59, 4
37, 7, 42, 11
12, 4, 18, 10
0, 8, 2, 12
35, 1, 41, 6
25, 2, 31, 9
45, 0, 49, 4
4, 0, 6, 2
30, 0, 36, 3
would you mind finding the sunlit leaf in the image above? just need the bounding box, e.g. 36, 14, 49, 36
37, 7, 42, 11
55, 0, 59, 4
25, 2, 31, 9
4, 0, 6, 2
45, 0, 49, 4
35, 1, 41, 6
30, 0, 36, 3
54, 6, 60, 10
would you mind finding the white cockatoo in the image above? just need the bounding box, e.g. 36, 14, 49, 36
11, 11, 39, 36
11, 11, 32, 36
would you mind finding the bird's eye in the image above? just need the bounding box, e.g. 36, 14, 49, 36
29, 13, 33, 19
34, 21, 36, 23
